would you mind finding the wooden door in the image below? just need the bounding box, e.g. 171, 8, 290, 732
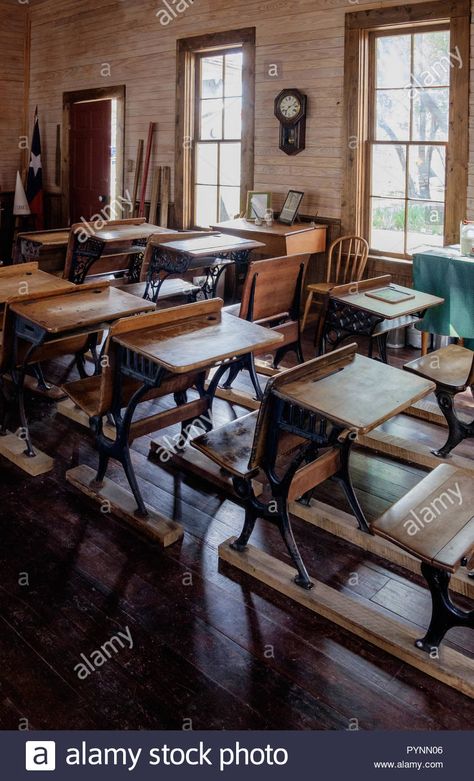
70, 100, 111, 223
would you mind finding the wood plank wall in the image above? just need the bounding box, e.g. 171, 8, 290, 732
0, 1, 27, 191
5, 0, 474, 223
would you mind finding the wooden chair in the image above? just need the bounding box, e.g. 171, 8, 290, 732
63, 218, 149, 284
302, 235, 369, 332
404, 344, 474, 457
372, 463, 474, 652
221, 253, 310, 400
192, 343, 369, 589
62, 303, 217, 518
118, 231, 215, 303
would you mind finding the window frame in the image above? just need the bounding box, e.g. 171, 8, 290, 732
175, 28, 256, 230
342, 0, 469, 259
193, 46, 244, 227
366, 23, 451, 258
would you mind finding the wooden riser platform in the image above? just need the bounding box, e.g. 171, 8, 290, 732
404, 399, 447, 426
358, 428, 474, 472
219, 538, 474, 699
0, 431, 53, 475
290, 498, 474, 601
66, 465, 183, 546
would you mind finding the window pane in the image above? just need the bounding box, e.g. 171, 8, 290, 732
375, 90, 410, 141
195, 143, 218, 185
376, 35, 411, 89
370, 197, 405, 254
195, 185, 217, 227
371, 144, 406, 198
412, 88, 449, 141
407, 201, 444, 252
225, 52, 243, 97
224, 97, 242, 139
220, 143, 241, 186
413, 30, 451, 88
201, 56, 223, 98
408, 145, 445, 200
200, 99, 223, 140
219, 186, 241, 222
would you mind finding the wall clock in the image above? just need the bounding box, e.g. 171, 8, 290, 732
274, 88, 307, 156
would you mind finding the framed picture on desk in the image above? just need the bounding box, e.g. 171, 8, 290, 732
279, 190, 304, 225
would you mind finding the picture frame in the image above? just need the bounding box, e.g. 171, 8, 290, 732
279, 190, 305, 225
245, 191, 273, 221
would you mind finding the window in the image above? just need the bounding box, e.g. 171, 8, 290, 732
343, 1, 469, 259
369, 28, 450, 256
194, 49, 243, 227
175, 29, 255, 230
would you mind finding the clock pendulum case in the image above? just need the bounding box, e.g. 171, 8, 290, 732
274, 88, 307, 156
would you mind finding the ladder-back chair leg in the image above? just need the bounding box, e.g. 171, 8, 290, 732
416, 562, 474, 653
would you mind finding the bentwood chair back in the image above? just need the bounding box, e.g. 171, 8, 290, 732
302, 235, 369, 332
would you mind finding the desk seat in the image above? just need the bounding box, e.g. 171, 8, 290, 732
64, 370, 201, 420
405, 344, 474, 392
372, 464, 474, 572
193, 411, 259, 478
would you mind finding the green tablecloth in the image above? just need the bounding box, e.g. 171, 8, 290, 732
413, 245, 474, 350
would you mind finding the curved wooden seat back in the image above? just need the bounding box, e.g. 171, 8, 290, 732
248, 342, 358, 471
325, 235, 369, 286
239, 254, 310, 324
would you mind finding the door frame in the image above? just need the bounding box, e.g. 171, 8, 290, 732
62, 85, 126, 225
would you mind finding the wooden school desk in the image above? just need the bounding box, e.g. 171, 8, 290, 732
319, 277, 444, 363
2, 285, 154, 474
64, 221, 174, 284
0, 262, 72, 308
65, 299, 282, 533
13, 229, 70, 273
144, 233, 265, 300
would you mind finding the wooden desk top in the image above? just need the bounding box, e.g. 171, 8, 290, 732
72, 224, 172, 243
17, 230, 70, 247
114, 312, 282, 374
333, 284, 444, 320
10, 285, 154, 334
161, 233, 265, 257
0, 265, 72, 305
275, 354, 434, 434
211, 218, 326, 238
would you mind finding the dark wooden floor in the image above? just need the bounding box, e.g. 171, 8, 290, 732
0, 333, 473, 730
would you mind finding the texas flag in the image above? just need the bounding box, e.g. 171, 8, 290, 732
26, 107, 44, 229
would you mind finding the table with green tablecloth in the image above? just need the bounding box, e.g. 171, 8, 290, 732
413, 245, 474, 350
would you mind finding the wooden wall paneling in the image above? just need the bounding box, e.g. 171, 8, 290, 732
13, 0, 473, 232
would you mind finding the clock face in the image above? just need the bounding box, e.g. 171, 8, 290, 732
278, 94, 302, 120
